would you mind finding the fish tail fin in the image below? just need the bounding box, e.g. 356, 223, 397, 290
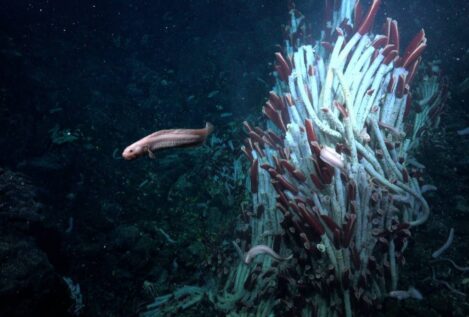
205, 122, 214, 135
408, 287, 423, 300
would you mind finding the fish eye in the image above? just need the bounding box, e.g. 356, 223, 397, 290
129, 149, 133, 153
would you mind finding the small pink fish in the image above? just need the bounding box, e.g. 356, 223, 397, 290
244, 245, 293, 264
122, 123, 213, 160
389, 287, 423, 300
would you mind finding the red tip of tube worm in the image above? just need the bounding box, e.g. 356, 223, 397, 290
372, 35, 388, 49
276, 203, 289, 218
280, 159, 295, 174
402, 29, 426, 61
269, 91, 284, 111
389, 20, 399, 52
243, 121, 253, 133
261, 135, 274, 148
250, 159, 259, 193
292, 169, 307, 183
267, 130, 284, 146
297, 204, 325, 236
275, 52, 291, 82
284, 93, 294, 107
354, 0, 364, 31
253, 142, 265, 158
402, 168, 409, 183
241, 145, 253, 163
387, 75, 395, 93
260, 163, 274, 171
339, 20, 353, 36
305, 119, 317, 143
281, 161, 306, 183
396, 74, 406, 98
310, 173, 324, 190
350, 247, 361, 270
349, 200, 357, 214
342, 214, 357, 247
245, 138, 254, 152
321, 41, 334, 52
334, 100, 348, 117
333, 228, 342, 249
320, 165, 333, 184
320, 214, 340, 232
276, 191, 290, 209
248, 131, 264, 146
403, 93, 412, 119
357, 0, 381, 35
254, 127, 264, 136
402, 43, 427, 69
336, 143, 351, 156
383, 49, 398, 65
310, 141, 322, 157
336, 27, 344, 37
382, 18, 391, 44
263, 102, 287, 132
276, 174, 299, 194
273, 156, 283, 173
405, 57, 421, 86
288, 201, 300, 214
384, 141, 394, 151
347, 180, 356, 202
370, 48, 379, 63
381, 44, 396, 57
267, 168, 278, 179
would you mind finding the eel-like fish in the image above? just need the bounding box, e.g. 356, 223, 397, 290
388, 287, 423, 300
244, 244, 293, 264
122, 122, 213, 160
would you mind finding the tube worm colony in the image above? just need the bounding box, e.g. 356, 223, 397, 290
143, 1, 447, 316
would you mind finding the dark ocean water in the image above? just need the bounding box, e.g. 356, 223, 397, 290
0, 1, 468, 316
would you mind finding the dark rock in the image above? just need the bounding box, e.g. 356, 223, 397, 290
0, 168, 71, 317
